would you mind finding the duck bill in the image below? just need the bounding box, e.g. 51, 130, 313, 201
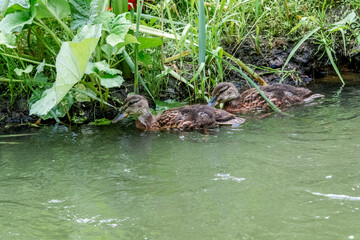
207, 97, 218, 107
112, 111, 128, 123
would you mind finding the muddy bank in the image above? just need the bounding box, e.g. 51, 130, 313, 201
224, 38, 360, 86
1, 39, 360, 129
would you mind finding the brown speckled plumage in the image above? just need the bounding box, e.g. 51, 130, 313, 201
210, 82, 324, 113
112, 95, 245, 131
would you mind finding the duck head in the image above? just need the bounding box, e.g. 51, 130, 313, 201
112, 95, 151, 123
208, 82, 239, 107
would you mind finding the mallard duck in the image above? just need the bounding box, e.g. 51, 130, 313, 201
208, 82, 324, 113
112, 95, 245, 131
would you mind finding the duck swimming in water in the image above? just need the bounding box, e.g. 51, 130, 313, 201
112, 95, 245, 131
208, 82, 324, 113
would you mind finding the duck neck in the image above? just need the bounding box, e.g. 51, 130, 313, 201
224, 96, 243, 109
136, 109, 158, 130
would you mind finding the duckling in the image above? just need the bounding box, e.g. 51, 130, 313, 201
208, 82, 324, 113
112, 95, 245, 131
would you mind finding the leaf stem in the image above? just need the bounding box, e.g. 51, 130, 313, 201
34, 18, 62, 47
0, 52, 55, 67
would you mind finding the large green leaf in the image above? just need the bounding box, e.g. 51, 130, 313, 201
93, 11, 114, 31
107, 22, 132, 45
4, 0, 30, 14
331, 11, 356, 30
85, 60, 122, 75
117, 34, 139, 48
138, 51, 152, 65
137, 36, 163, 51
0, 0, 35, 33
101, 35, 139, 59
68, 0, 103, 30
30, 24, 101, 117
73, 23, 102, 42
94, 12, 132, 46
101, 43, 118, 59
0, 32, 16, 47
29, 87, 75, 120
36, 0, 70, 19
100, 75, 124, 88
85, 60, 124, 89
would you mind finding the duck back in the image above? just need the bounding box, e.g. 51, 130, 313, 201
236, 84, 320, 111
157, 105, 243, 130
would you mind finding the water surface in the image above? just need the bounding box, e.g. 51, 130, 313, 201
1, 85, 360, 239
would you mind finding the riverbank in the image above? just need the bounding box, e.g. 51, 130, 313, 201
1, 1, 359, 128
1, 38, 359, 128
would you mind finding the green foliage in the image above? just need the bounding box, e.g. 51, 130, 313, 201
137, 36, 163, 51
0, 32, 16, 47
0, 0, 359, 124
0, 0, 35, 33
29, 24, 101, 117
282, 10, 359, 85
0, 0, 168, 122
68, 0, 104, 30
95, 12, 133, 46
36, 0, 71, 19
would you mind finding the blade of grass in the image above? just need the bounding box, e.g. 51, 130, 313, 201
122, 49, 154, 100
213, 47, 223, 81
223, 50, 267, 86
165, 50, 192, 63
282, 27, 320, 70
284, 0, 290, 18
325, 45, 345, 85
33, 19, 62, 47
339, 28, 347, 56
198, 0, 206, 64
111, 0, 128, 14
0, 133, 36, 137
133, 0, 144, 94
139, 13, 186, 25
160, 0, 165, 69
0, 52, 55, 68
163, 65, 200, 92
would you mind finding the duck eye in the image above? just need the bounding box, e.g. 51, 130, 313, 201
128, 99, 140, 105
218, 87, 228, 95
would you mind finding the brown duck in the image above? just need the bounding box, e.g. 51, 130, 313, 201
208, 82, 324, 113
112, 95, 245, 131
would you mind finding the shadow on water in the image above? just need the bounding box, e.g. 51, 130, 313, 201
1, 82, 360, 239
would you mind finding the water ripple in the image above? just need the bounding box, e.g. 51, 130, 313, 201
73, 215, 131, 227
213, 174, 245, 182
308, 190, 360, 201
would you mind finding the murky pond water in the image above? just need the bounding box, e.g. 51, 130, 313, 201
1, 84, 360, 239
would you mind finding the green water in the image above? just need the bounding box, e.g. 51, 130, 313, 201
1, 86, 360, 240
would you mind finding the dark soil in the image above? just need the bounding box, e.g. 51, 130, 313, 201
1, 38, 359, 129
224, 37, 360, 86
